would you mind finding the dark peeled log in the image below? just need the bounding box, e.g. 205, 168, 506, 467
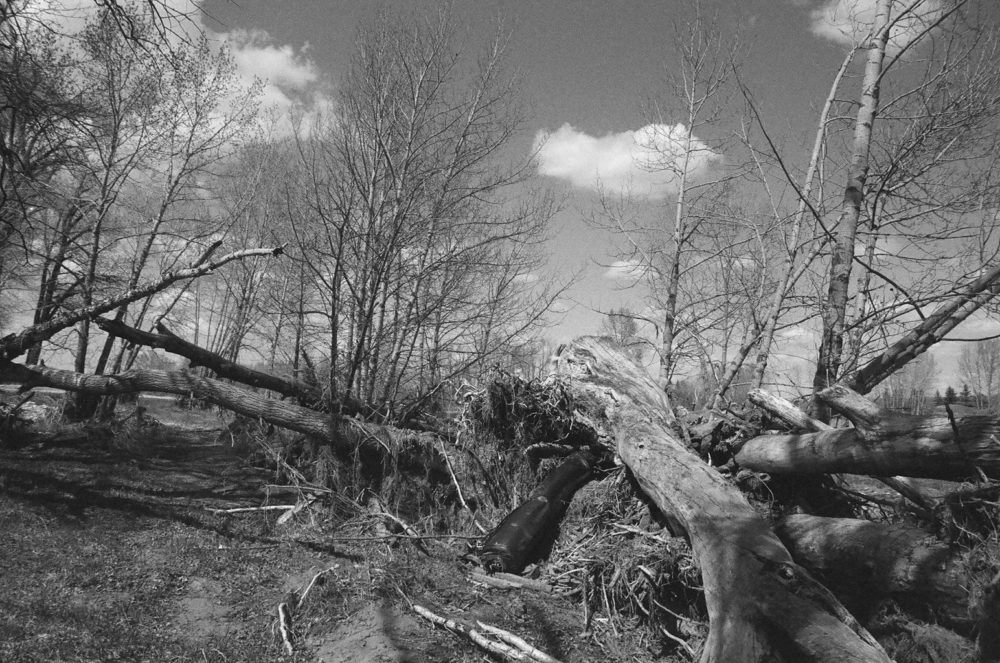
480, 451, 598, 574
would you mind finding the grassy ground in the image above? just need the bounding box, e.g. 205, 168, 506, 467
0, 397, 636, 663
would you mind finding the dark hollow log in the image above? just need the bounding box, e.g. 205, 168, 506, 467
479, 451, 598, 574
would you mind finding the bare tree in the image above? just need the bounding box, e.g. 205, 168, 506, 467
958, 338, 1000, 411
282, 8, 563, 420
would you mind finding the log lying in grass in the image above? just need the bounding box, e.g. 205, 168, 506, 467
480, 451, 598, 574
0, 362, 445, 474
550, 338, 890, 663
776, 514, 991, 629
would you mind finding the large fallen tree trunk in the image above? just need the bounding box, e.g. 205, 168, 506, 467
776, 514, 996, 630
0, 362, 444, 474
550, 338, 890, 663
738, 390, 1000, 480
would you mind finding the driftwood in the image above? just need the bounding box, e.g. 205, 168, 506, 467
412, 604, 563, 663
0, 362, 444, 473
480, 451, 598, 573
551, 338, 890, 663
777, 514, 993, 629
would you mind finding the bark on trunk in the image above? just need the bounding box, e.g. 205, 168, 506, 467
0, 362, 444, 473
95, 317, 322, 405
552, 338, 890, 663
735, 414, 1000, 479
777, 514, 994, 630
0, 246, 283, 362
844, 263, 1000, 395
812, 0, 891, 420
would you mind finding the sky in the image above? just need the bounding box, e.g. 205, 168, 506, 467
191, 0, 866, 324
23, 0, 1000, 391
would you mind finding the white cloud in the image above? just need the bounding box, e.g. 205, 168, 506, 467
603, 259, 647, 281
534, 123, 720, 199
224, 28, 319, 110
808, 0, 944, 51
21, 0, 320, 113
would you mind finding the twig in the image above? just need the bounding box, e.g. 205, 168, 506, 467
276, 495, 318, 526
297, 566, 338, 610
277, 602, 294, 655
412, 604, 563, 663
468, 571, 554, 594
440, 435, 487, 534
206, 505, 297, 514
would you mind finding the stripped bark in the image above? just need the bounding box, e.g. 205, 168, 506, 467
747, 388, 831, 432
553, 338, 889, 663
777, 514, 996, 630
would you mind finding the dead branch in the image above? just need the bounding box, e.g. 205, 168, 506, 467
412, 604, 562, 663
0, 246, 284, 362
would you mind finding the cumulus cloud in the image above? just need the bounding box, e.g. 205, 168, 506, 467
808, 0, 944, 51
534, 123, 720, 199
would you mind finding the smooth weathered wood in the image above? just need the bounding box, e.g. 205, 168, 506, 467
553, 338, 889, 663
736, 414, 1000, 480
750, 388, 935, 512
816, 384, 881, 432
778, 514, 990, 629
748, 388, 831, 431
0, 362, 443, 471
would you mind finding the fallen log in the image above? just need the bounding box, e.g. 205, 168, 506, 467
551, 338, 890, 663
776, 514, 994, 629
747, 388, 937, 514
0, 362, 444, 474
479, 451, 598, 574
738, 386, 1000, 479
736, 421, 1000, 480
95, 318, 321, 405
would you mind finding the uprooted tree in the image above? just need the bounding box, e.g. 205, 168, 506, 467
5, 2, 1000, 662
4, 318, 1000, 661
